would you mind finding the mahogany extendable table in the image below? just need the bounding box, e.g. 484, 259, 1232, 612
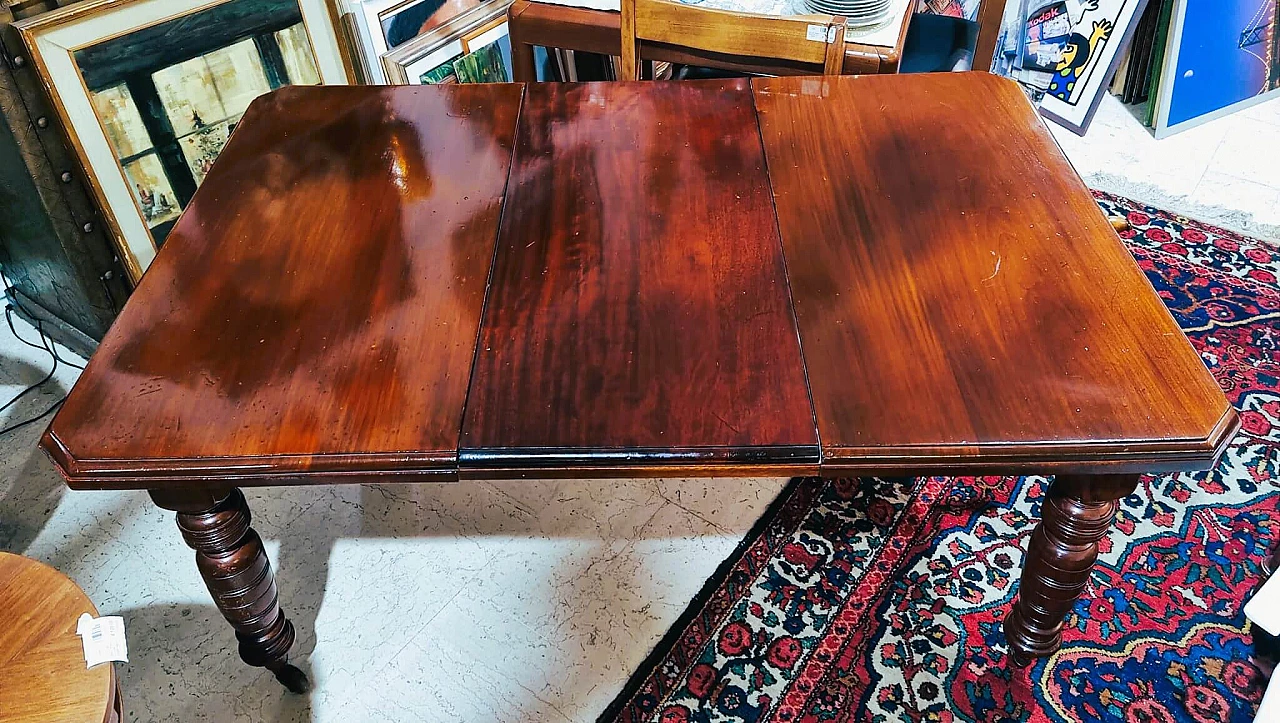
40, 74, 1237, 692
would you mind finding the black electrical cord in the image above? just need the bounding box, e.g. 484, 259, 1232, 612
0, 320, 55, 409
0, 397, 64, 437
0, 282, 86, 437
5, 304, 85, 371
0, 348, 61, 437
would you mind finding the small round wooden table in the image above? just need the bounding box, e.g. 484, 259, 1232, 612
0, 552, 122, 723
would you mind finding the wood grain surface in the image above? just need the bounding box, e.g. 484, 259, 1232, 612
620, 0, 848, 80
43, 84, 524, 488
41, 77, 1236, 489
0, 552, 117, 723
752, 73, 1237, 475
458, 80, 818, 476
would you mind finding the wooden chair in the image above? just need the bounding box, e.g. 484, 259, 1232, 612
973, 0, 1008, 72
619, 0, 849, 81
898, 0, 1008, 73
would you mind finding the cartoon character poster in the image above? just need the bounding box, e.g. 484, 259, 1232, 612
990, 0, 1148, 134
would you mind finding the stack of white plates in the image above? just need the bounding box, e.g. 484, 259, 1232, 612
803, 0, 892, 28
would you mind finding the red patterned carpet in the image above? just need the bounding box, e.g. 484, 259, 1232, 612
601, 192, 1280, 723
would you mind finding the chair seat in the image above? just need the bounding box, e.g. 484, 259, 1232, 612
674, 64, 758, 80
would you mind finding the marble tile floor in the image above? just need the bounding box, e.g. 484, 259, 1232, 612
1051, 92, 1280, 239
2, 92, 1279, 722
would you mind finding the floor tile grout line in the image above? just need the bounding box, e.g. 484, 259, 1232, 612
1187, 124, 1241, 200
350, 567, 480, 685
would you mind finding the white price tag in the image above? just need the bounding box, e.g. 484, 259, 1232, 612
806, 24, 826, 42
76, 613, 128, 668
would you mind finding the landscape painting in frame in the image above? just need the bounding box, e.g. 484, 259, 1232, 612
990, 0, 1150, 133
1153, 0, 1280, 137
16, 0, 349, 283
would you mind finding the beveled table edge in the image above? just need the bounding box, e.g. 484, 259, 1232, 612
41, 429, 460, 490
42, 408, 1239, 487
819, 406, 1240, 476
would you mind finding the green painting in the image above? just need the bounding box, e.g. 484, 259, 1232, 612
419, 56, 460, 84
453, 42, 507, 84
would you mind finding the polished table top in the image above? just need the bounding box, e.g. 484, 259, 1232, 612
42, 74, 1237, 489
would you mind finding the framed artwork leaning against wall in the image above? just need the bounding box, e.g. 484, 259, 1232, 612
1152, 0, 1280, 138
380, 0, 513, 85
16, 0, 352, 284
990, 0, 1149, 134
339, 0, 496, 82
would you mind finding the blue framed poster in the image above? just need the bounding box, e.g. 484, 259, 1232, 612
1153, 0, 1280, 138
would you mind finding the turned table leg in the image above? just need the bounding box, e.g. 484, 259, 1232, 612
149, 487, 308, 693
1004, 474, 1139, 666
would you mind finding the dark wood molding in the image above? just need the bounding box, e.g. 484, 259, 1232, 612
972, 0, 1007, 72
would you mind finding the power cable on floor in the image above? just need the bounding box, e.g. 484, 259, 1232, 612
0, 280, 86, 437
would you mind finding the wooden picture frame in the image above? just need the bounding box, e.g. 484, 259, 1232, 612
16, 0, 352, 283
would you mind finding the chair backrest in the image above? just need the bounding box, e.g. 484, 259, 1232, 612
971, 0, 1009, 72
619, 0, 848, 81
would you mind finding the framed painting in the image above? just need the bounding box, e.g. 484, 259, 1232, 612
1152, 0, 1280, 138
990, 0, 1150, 134
381, 0, 513, 85
341, 0, 492, 82
16, 0, 351, 284
915, 0, 980, 20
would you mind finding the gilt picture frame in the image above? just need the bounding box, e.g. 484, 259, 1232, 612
380, 0, 513, 85
341, 0, 491, 82
16, 0, 351, 284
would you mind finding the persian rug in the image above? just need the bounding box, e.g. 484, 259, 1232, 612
601, 191, 1280, 723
